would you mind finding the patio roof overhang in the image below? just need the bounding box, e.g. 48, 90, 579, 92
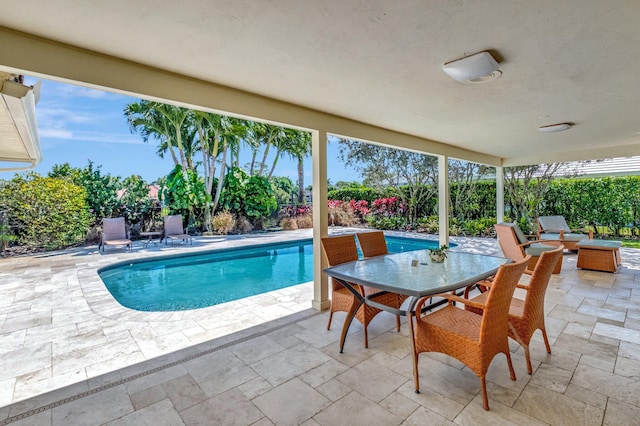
1, 1, 640, 167
0, 73, 41, 172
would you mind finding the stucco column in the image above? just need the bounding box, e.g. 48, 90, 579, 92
496, 166, 504, 223
438, 155, 449, 247
312, 129, 330, 311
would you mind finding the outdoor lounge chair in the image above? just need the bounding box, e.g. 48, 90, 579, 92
163, 214, 193, 246
465, 246, 563, 374
411, 256, 530, 411
100, 217, 131, 252
536, 215, 593, 251
321, 234, 403, 348
495, 222, 562, 274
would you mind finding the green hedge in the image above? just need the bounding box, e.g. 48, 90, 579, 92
329, 177, 640, 237
540, 177, 640, 236
0, 175, 91, 249
328, 187, 385, 204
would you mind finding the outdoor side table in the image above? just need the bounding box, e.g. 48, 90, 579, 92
140, 231, 162, 248
576, 239, 622, 273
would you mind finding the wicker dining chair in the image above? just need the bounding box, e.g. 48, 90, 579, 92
321, 234, 402, 348
465, 245, 563, 374
356, 231, 410, 306
411, 256, 530, 411
356, 231, 389, 258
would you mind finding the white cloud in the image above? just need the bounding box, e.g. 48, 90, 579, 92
37, 107, 96, 124
40, 128, 74, 139
49, 83, 117, 100
39, 128, 144, 145
71, 131, 144, 145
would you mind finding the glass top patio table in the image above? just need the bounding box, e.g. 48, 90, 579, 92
325, 250, 509, 298
324, 250, 509, 352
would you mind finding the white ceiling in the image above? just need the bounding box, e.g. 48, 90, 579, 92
1, 0, 640, 166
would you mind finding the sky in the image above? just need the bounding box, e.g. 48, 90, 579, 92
0, 78, 360, 185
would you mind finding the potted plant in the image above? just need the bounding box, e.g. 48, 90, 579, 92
429, 244, 448, 263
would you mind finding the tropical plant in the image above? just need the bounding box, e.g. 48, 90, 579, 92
243, 175, 277, 229
219, 167, 277, 229
160, 165, 210, 225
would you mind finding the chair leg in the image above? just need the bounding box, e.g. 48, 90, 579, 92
523, 344, 533, 375
541, 327, 552, 354
480, 377, 489, 411
327, 308, 334, 330
505, 351, 517, 381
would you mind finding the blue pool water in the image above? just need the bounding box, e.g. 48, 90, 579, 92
98, 236, 450, 312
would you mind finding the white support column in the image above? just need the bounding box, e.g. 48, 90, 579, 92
496, 166, 504, 223
438, 155, 450, 247
312, 129, 330, 311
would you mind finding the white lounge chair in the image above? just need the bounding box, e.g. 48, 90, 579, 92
100, 217, 131, 252
536, 215, 593, 251
163, 214, 192, 246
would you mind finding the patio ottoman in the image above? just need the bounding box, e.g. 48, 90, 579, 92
576, 239, 622, 273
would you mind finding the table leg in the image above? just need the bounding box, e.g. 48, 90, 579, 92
333, 278, 367, 353
406, 297, 420, 394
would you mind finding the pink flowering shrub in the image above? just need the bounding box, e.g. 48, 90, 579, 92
350, 200, 370, 218
370, 197, 406, 217
366, 197, 409, 230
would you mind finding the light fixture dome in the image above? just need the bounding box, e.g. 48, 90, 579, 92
538, 123, 572, 133
442, 51, 501, 83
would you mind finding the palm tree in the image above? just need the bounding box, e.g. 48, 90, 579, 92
124, 101, 193, 172
124, 101, 181, 165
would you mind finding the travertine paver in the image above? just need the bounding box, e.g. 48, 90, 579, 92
1, 230, 640, 424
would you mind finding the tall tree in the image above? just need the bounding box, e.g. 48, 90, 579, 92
448, 160, 491, 221
124, 101, 193, 172
264, 128, 311, 204
503, 162, 589, 231
338, 139, 438, 224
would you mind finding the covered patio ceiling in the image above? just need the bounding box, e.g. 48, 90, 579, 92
0, 1, 639, 167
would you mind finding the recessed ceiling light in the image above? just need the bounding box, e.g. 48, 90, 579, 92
442, 51, 501, 83
538, 123, 572, 133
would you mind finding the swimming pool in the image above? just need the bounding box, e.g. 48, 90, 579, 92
98, 236, 449, 312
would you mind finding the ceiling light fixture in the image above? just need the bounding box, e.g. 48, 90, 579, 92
538, 123, 572, 133
442, 51, 501, 83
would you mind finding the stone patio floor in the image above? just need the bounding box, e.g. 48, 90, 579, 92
1, 229, 640, 424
